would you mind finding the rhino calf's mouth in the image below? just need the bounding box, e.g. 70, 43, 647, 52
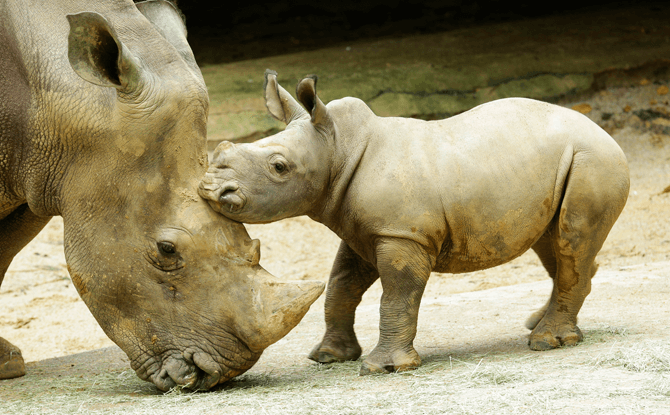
220, 190, 245, 213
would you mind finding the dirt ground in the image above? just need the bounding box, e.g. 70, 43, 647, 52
1, 81, 669, 413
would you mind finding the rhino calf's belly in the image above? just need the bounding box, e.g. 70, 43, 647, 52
434, 212, 553, 274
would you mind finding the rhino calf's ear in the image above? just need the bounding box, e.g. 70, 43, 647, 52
263, 69, 308, 124
67, 12, 141, 91
296, 75, 332, 129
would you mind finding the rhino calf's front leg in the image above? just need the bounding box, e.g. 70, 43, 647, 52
309, 241, 379, 363
359, 238, 432, 375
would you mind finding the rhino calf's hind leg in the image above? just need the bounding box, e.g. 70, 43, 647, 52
528, 224, 595, 351
526, 231, 558, 330
0, 205, 52, 379
309, 241, 379, 363
528, 154, 628, 351
527, 246, 596, 351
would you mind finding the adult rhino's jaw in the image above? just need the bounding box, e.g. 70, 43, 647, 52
130, 272, 324, 392
135, 349, 260, 392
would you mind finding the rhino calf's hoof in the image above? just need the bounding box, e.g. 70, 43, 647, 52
529, 325, 583, 351
308, 339, 362, 363
308, 349, 345, 364
359, 348, 421, 375
0, 338, 26, 380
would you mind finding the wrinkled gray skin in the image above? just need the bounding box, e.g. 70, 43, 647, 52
200, 70, 630, 375
0, 4, 324, 390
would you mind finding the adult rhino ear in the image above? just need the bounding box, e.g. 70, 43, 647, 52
263, 69, 309, 124
296, 75, 333, 130
67, 12, 141, 91
135, 0, 200, 74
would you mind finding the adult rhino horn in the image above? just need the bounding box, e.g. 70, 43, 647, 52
239, 271, 325, 352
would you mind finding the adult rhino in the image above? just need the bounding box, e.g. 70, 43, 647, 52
0, 2, 323, 391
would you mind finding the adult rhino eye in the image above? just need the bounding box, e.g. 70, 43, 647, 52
147, 240, 184, 272
157, 241, 176, 255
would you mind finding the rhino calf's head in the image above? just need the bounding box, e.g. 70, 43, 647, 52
199, 70, 338, 224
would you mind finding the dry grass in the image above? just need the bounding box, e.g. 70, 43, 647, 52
3, 326, 668, 415
591, 340, 670, 373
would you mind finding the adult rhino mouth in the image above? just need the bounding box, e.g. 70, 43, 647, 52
134, 346, 261, 391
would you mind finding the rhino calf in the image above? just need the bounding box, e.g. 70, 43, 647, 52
199, 70, 630, 375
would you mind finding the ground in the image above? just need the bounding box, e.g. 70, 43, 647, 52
0, 76, 669, 413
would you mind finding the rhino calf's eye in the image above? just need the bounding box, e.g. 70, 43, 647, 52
273, 162, 286, 173
157, 241, 176, 255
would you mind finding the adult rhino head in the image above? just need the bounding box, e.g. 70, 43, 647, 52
0, 1, 323, 391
